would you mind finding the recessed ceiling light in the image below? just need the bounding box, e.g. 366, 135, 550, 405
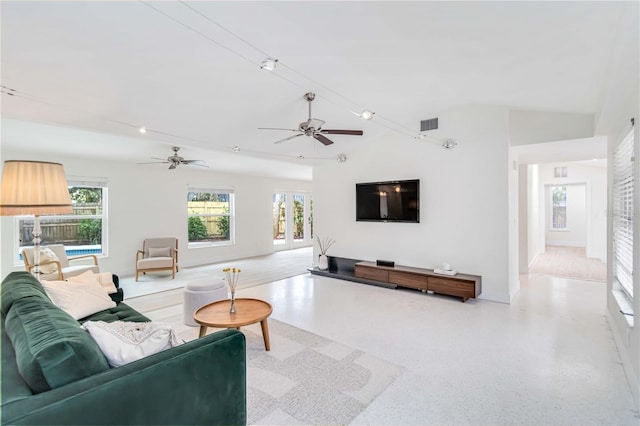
337, 153, 347, 163
138, 127, 147, 134
260, 57, 278, 71
233, 146, 240, 152
361, 110, 374, 120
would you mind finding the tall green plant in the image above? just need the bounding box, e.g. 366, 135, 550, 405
78, 219, 102, 244
188, 216, 208, 241
218, 208, 230, 239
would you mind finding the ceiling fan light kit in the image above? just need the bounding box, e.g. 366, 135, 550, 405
259, 92, 364, 146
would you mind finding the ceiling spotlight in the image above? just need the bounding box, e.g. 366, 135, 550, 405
138, 127, 147, 134
297, 155, 305, 159
233, 146, 240, 152
442, 139, 458, 149
337, 153, 347, 163
260, 57, 278, 71
360, 110, 375, 120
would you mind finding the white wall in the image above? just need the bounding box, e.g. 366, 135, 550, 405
313, 104, 513, 303
526, 165, 544, 266
0, 146, 312, 278
510, 110, 594, 146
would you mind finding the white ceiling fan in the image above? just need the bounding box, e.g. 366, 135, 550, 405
259, 92, 364, 145
138, 146, 209, 170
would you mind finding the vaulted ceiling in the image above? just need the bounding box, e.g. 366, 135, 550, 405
0, 1, 632, 179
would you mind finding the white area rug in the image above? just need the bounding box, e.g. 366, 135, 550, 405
243, 319, 403, 425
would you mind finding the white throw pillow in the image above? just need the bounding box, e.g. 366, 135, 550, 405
67, 270, 118, 294
82, 321, 184, 367
148, 247, 171, 258
39, 247, 59, 274
41, 279, 116, 320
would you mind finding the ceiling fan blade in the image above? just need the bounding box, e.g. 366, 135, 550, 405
137, 161, 169, 165
258, 127, 299, 132
274, 133, 304, 144
320, 129, 364, 135
183, 160, 209, 168
151, 156, 168, 161
313, 133, 334, 146
168, 163, 177, 170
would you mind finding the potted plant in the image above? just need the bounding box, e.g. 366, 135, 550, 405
316, 235, 335, 271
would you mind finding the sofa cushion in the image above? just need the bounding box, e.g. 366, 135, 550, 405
1, 271, 49, 315
82, 320, 184, 367
137, 257, 173, 269
41, 279, 116, 320
39, 247, 60, 274
5, 297, 110, 393
79, 302, 150, 324
148, 246, 171, 258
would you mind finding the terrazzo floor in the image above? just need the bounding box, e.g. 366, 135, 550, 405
234, 273, 638, 425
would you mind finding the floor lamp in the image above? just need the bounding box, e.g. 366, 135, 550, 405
0, 160, 73, 280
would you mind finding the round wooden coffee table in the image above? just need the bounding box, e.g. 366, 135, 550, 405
194, 298, 273, 351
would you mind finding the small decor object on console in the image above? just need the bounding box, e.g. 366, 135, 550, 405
223, 267, 241, 313
434, 266, 458, 276
316, 235, 335, 271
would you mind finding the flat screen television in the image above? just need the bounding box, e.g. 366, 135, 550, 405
356, 179, 420, 223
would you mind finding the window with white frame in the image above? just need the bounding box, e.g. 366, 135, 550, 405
187, 187, 234, 247
613, 127, 634, 299
16, 178, 108, 263
550, 186, 568, 230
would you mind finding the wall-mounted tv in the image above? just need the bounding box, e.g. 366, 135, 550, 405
356, 179, 420, 223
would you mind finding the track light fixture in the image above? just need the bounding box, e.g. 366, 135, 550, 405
260, 57, 278, 71
442, 139, 458, 149
360, 110, 375, 120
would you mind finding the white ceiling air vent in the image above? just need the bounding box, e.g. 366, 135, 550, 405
420, 117, 438, 132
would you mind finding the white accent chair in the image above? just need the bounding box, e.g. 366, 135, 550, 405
21, 245, 99, 281
135, 237, 179, 281
183, 277, 227, 326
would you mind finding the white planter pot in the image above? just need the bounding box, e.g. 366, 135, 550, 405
318, 254, 329, 270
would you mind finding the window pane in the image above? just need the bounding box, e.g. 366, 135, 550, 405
273, 193, 286, 244
552, 186, 567, 229
293, 194, 305, 241
17, 185, 106, 260
187, 191, 233, 245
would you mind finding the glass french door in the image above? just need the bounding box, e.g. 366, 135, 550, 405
273, 192, 313, 250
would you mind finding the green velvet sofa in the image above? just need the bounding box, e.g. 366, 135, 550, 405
1, 271, 246, 425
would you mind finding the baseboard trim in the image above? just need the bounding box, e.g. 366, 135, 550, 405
606, 310, 640, 412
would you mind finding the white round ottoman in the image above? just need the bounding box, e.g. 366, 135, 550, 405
183, 277, 228, 326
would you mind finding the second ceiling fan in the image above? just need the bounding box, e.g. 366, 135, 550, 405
259, 92, 363, 145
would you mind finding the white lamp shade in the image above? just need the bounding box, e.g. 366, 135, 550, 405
0, 160, 73, 216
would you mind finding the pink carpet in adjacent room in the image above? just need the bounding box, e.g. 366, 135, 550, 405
529, 246, 607, 282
